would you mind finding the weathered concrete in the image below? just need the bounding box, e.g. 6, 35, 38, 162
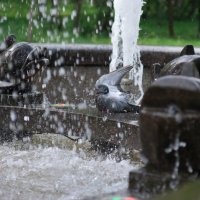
140, 76, 200, 172
29, 44, 200, 105
0, 105, 140, 154
33, 43, 200, 67
129, 75, 200, 194
0, 92, 44, 106
129, 168, 198, 195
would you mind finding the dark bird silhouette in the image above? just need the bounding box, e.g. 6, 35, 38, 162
0, 36, 49, 94
152, 45, 200, 80
0, 34, 16, 53
95, 65, 140, 113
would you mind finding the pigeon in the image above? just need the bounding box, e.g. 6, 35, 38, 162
0, 37, 49, 94
95, 65, 140, 113
152, 45, 200, 80
0, 34, 16, 53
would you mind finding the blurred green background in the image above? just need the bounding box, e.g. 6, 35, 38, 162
0, 0, 200, 46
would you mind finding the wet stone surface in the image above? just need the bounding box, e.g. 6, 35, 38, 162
129, 75, 200, 194
140, 76, 200, 172
0, 92, 44, 107
34, 65, 152, 107
0, 105, 140, 157
1, 45, 200, 199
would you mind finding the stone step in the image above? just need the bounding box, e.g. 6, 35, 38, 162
0, 105, 140, 155
0, 92, 44, 106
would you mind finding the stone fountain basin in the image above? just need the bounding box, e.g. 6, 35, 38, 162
33, 44, 200, 103
1, 44, 200, 154
0, 44, 200, 199
0, 104, 139, 148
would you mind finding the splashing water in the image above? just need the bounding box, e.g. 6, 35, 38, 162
0, 141, 139, 200
165, 132, 187, 189
110, 0, 144, 104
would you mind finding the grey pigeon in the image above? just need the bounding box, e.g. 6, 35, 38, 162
95, 65, 140, 113
152, 45, 200, 80
0, 37, 49, 94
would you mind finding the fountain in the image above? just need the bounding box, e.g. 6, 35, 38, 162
110, 0, 144, 104
0, 1, 200, 200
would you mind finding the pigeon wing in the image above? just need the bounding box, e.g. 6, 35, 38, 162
96, 65, 133, 87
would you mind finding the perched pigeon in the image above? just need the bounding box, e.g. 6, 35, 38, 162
0, 36, 49, 94
152, 45, 200, 80
0, 34, 16, 53
95, 65, 140, 113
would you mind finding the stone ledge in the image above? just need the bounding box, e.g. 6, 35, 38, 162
0, 106, 140, 154
32, 43, 200, 67
0, 92, 44, 107
129, 167, 198, 195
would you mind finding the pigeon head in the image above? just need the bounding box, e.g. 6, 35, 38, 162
96, 84, 109, 94
5, 34, 16, 48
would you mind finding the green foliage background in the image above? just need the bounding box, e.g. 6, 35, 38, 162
0, 0, 200, 46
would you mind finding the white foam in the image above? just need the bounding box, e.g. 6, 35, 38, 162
0, 144, 139, 200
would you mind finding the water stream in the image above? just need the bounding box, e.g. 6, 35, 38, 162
110, 0, 144, 104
